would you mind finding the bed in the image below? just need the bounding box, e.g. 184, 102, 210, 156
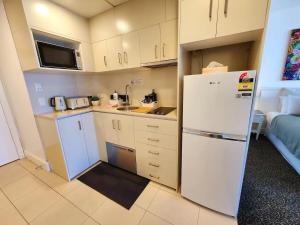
265, 112, 300, 175
257, 88, 300, 175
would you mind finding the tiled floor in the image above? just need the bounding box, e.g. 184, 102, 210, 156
0, 159, 238, 225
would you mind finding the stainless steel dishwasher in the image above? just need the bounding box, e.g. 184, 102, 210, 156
106, 142, 137, 173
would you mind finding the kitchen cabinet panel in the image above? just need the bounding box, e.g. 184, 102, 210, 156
107, 36, 124, 70
102, 113, 119, 144
116, 115, 135, 149
139, 25, 161, 63
166, 0, 178, 21
57, 115, 90, 179
93, 40, 110, 72
180, 0, 218, 44
122, 31, 140, 68
160, 19, 178, 60
217, 0, 268, 37
81, 113, 100, 165
94, 113, 108, 162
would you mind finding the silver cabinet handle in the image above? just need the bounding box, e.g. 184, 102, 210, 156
147, 138, 160, 142
148, 150, 160, 155
112, 120, 116, 130
117, 120, 121, 130
154, 45, 158, 59
149, 162, 160, 168
209, 0, 213, 20
224, 0, 228, 17
147, 125, 159, 128
104, 56, 107, 67
149, 174, 160, 179
78, 121, 82, 130
118, 52, 122, 64
162, 43, 166, 58
123, 52, 128, 64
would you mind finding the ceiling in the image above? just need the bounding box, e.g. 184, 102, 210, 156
50, 0, 129, 18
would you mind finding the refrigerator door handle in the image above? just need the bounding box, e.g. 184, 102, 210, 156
183, 128, 246, 142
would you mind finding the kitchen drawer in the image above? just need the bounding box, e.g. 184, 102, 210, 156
134, 117, 178, 135
135, 131, 178, 150
136, 143, 178, 188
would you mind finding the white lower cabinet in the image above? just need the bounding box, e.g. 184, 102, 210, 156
57, 113, 100, 180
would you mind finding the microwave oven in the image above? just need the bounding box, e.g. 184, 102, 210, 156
36, 41, 82, 70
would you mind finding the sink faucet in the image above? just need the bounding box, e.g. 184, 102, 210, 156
124, 84, 130, 106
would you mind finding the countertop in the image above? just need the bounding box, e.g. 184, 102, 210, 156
35, 105, 177, 121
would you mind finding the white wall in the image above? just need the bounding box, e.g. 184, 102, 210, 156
257, 0, 300, 89
0, 0, 46, 163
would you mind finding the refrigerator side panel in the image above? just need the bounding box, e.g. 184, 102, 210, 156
181, 132, 247, 217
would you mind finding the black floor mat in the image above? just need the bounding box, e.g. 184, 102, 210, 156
78, 163, 149, 209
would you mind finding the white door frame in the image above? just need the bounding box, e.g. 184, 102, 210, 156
0, 80, 24, 159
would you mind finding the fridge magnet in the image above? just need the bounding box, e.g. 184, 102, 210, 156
238, 72, 254, 92
282, 29, 300, 80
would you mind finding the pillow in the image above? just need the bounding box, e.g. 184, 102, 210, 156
279, 96, 289, 113
286, 95, 300, 115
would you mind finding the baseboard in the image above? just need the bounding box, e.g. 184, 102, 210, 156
24, 151, 50, 171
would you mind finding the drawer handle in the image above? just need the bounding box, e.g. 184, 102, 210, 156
148, 150, 160, 155
147, 138, 160, 142
149, 174, 160, 179
149, 163, 160, 168
147, 125, 159, 128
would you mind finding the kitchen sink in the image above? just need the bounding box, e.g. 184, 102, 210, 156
116, 106, 139, 111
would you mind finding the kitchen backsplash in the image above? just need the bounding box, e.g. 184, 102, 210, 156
25, 66, 177, 114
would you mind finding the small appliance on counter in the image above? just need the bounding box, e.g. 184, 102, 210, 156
49, 96, 67, 111
141, 89, 158, 108
66, 96, 90, 110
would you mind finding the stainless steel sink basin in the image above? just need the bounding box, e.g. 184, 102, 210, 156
116, 106, 139, 111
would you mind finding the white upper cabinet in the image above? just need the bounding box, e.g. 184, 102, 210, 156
180, 0, 218, 44
107, 36, 124, 70
166, 0, 178, 20
93, 40, 110, 72
216, 0, 268, 37
139, 25, 161, 63
122, 31, 140, 68
161, 19, 178, 60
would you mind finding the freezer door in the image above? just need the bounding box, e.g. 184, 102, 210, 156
183, 71, 255, 136
181, 132, 247, 217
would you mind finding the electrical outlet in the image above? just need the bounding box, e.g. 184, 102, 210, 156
34, 83, 43, 92
131, 78, 143, 86
38, 97, 46, 106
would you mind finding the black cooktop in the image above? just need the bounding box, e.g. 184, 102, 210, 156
147, 107, 176, 115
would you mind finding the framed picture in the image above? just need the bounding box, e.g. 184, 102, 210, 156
282, 29, 300, 80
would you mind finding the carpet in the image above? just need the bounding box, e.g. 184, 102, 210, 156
238, 136, 300, 225
78, 163, 149, 209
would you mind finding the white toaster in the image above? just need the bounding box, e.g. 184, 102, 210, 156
66, 97, 90, 110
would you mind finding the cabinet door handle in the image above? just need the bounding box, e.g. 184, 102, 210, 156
112, 120, 116, 129
147, 138, 160, 142
148, 150, 160, 155
104, 56, 107, 67
154, 45, 158, 59
149, 163, 160, 168
118, 53, 122, 64
123, 52, 128, 64
147, 125, 159, 128
117, 120, 121, 130
224, 0, 228, 17
162, 43, 166, 58
209, 0, 213, 20
78, 121, 82, 130
149, 174, 160, 179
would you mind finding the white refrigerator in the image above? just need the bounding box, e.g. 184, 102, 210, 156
181, 71, 256, 217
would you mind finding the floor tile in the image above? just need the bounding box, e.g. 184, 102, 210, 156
31, 168, 66, 188
148, 190, 199, 225
2, 175, 46, 201
17, 158, 39, 172
64, 184, 107, 215
54, 179, 85, 195
0, 191, 28, 225
91, 199, 145, 225
139, 212, 172, 225
82, 218, 100, 225
198, 207, 237, 225
135, 184, 159, 209
30, 199, 88, 225
13, 186, 62, 222
0, 163, 29, 187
